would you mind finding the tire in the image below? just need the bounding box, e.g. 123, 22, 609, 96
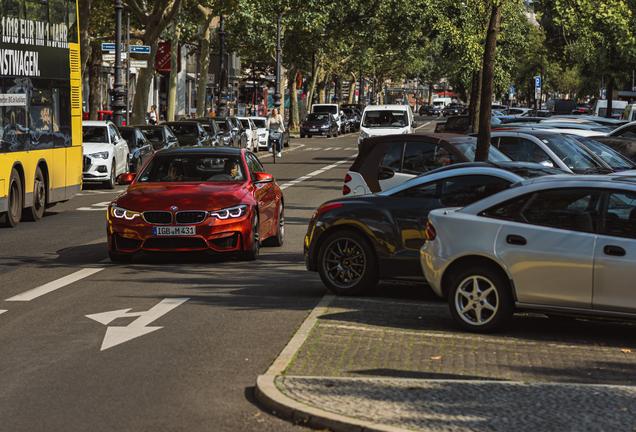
300, 134, 305, 138
1, 168, 22, 228
238, 213, 259, 261
23, 167, 46, 222
262, 201, 284, 247
109, 250, 133, 263
104, 161, 116, 189
447, 265, 513, 333
308, 135, 312, 138
327, 134, 332, 138
317, 230, 378, 296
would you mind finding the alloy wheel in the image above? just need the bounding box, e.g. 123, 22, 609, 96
454, 275, 499, 326
323, 238, 366, 288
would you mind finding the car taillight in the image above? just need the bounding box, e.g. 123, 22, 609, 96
312, 202, 344, 220
343, 185, 351, 195
345, 173, 352, 182
424, 222, 436, 241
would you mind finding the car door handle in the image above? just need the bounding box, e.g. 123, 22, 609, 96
604, 245, 626, 257
506, 235, 527, 246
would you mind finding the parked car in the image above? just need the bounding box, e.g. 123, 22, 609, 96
501, 107, 533, 116
306, 162, 563, 295
358, 104, 416, 147
343, 133, 511, 196
571, 106, 589, 115
229, 117, 248, 148
442, 103, 461, 117
138, 124, 180, 152
312, 103, 342, 132
520, 110, 554, 117
547, 99, 577, 115
442, 115, 470, 134
421, 175, 636, 332
607, 121, 636, 139
434, 121, 446, 133
340, 114, 352, 134
213, 117, 239, 147
109, 147, 284, 262
489, 130, 613, 174
341, 108, 361, 131
566, 135, 636, 172
117, 126, 155, 173
237, 117, 259, 151
190, 117, 224, 146
163, 121, 212, 147
250, 117, 269, 151
549, 115, 628, 129
420, 105, 441, 116
82, 121, 130, 189
300, 113, 339, 138
494, 121, 612, 134
82, 110, 128, 125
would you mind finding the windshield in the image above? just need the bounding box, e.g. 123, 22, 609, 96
312, 105, 338, 115
168, 124, 198, 136
140, 128, 165, 142
305, 113, 330, 122
137, 154, 245, 183
569, 136, 636, 171
450, 142, 511, 162
214, 120, 231, 132
252, 119, 267, 128
83, 126, 109, 143
599, 108, 625, 117
362, 110, 408, 128
540, 134, 606, 173
239, 119, 250, 128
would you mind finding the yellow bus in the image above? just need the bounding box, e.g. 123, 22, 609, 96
1, 0, 82, 227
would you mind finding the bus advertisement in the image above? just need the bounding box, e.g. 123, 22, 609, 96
0, 0, 82, 227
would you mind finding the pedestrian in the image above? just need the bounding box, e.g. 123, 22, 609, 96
267, 108, 285, 158
149, 105, 157, 124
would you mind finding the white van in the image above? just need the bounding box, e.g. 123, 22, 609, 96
432, 96, 452, 108
591, 99, 628, 118
311, 104, 341, 133
357, 104, 416, 146
622, 104, 636, 121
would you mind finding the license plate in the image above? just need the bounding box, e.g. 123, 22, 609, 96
310, 129, 319, 132
153, 226, 196, 236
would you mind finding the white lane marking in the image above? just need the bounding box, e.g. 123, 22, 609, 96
86, 297, 189, 351
77, 201, 111, 211
324, 148, 333, 151
332, 147, 341, 150
5, 268, 105, 302
0, 310, 6, 315
278, 155, 357, 190
415, 121, 431, 130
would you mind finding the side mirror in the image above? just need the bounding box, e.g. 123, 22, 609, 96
378, 165, 395, 180
412, 121, 418, 128
253, 172, 274, 183
117, 173, 136, 185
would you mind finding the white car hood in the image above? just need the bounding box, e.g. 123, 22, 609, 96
256, 128, 268, 135
363, 127, 409, 137
83, 142, 113, 155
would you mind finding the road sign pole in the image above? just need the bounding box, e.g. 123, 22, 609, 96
111, 0, 125, 127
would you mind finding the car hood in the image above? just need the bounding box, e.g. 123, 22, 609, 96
302, 121, 330, 126
114, 182, 250, 211
362, 127, 408, 136
83, 142, 112, 155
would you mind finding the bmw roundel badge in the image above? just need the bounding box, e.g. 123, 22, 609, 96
171, 206, 178, 211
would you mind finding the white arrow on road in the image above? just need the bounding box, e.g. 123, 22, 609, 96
86, 298, 189, 351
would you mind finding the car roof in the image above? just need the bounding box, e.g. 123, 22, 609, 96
363, 105, 411, 111
155, 146, 242, 156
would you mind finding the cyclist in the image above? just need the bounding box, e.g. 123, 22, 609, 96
267, 108, 285, 158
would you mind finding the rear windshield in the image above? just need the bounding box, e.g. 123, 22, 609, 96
140, 128, 165, 142
362, 110, 408, 128
169, 124, 198, 136
313, 105, 338, 115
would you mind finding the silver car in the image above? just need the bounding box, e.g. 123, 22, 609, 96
420, 175, 636, 332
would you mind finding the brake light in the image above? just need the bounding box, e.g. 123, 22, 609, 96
343, 185, 351, 195
424, 222, 436, 241
312, 202, 344, 219
345, 173, 352, 182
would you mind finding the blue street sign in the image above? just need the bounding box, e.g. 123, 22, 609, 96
534, 76, 541, 89
509, 86, 514, 96
130, 45, 151, 53
102, 43, 116, 51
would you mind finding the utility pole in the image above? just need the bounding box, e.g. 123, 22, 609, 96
273, 16, 281, 110
217, 14, 227, 116
111, 0, 125, 127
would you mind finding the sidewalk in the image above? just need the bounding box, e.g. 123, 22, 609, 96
255, 291, 636, 432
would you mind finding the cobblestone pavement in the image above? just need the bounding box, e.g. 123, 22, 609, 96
264, 286, 636, 431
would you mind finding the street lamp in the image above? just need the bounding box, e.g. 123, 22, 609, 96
217, 14, 228, 117
111, 0, 126, 127
273, 16, 282, 111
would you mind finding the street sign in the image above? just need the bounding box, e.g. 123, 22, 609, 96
130, 45, 151, 53
101, 43, 116, 51
534, 76, 541, 89
103, 53, 127, 61
509, 86, 514, 96
130, 60, 148, 68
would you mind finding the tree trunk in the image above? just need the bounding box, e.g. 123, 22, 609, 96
167, 10, 182, 122
79, 0, 91, 82
196, 14, 215, 118
131, 40, 159, 125
337, 77, 343, 104
348, 73, 356, 104
88, 41, 102, 120
317, 78, 326, 105
475, 3, 503, 162
287, 67, 299, 130
469, 68, 482, 134
306, 65, 321, 113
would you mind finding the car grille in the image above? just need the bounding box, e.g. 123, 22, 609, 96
143, 211, 172, 224
209, 233, 239, 249
176, 211, 208, 224
143, 237, 208, 250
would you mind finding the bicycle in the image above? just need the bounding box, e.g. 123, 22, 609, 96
269, 130, 282, 163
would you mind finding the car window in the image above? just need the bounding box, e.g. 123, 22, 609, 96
119, 129, 136, 147
540, 135, 605, 172
602, 191, 636, 239
403, 141, 459, 174
440, 175, 511, 207
613, 125, 636, 139
381, 142, 404, 170
362, 110, 407, 128
481, 195, 529, 221
141, 128, 165, 142
108, 125, 119, 144
82, 126, 108, 143
165, 127, 176, 140
521, 188, 602, 232
450, 141, 510, 162
391, 180, 439, 198
245, 152, 265, 174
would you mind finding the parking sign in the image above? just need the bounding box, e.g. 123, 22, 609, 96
534, 76, 541, 89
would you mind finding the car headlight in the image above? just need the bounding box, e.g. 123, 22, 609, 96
359, 130, 369, 139
88, 151, 109, 159
111, 205, 142, 220
321, 124, 329, 129
209, 205, 247, 220
259, 133, 267, 138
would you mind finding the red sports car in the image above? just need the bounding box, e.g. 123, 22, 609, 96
107, 147, 284, 262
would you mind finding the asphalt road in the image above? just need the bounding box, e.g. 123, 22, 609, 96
0, 120, 438, 432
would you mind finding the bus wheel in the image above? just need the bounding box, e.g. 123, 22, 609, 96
2, 168, 22, 228
23, 167, 46, 222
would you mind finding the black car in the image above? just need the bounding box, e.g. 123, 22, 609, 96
300, 113, 339, 138
213, 117, 239, 147
442, 115, 470, 134
118, 126, 155, 173
138, 124, 180, 152
341, 108, 360, 131
163, 121, 212, 147
442, 103, 461, 117
419, 105, 440, 116
229, 117, 248, 148
191, 117, 225, 146
305, 162, 563, 295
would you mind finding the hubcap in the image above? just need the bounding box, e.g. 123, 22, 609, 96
34, 178, 45, 209
455, 276, 499, 326
323, 238, 366, 288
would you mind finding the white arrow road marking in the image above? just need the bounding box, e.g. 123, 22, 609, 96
76, 201, 111, 211
86, 297, 189, 351
6, 268, 105, 301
